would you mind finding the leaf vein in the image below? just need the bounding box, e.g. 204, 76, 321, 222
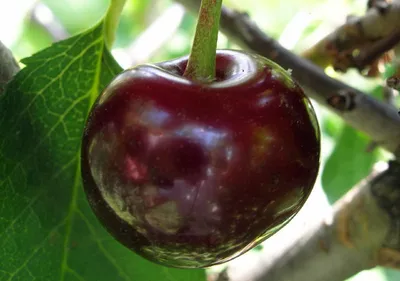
0, 37, 103, 149
77, 210, 131, 281
6, 220, 66, 281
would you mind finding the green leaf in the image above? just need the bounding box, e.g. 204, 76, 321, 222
0, 22, 206, 281
321, 125, 379, 203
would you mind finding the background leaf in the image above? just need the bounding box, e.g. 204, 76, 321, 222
0, 22, 206, 281
321, 125, 379, 203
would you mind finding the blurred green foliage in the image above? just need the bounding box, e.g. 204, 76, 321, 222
1, 0, 398, 280
322, 125, 380, 203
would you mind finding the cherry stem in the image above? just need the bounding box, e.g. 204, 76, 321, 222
183, 0, 223, 82
104, 0, 127, 49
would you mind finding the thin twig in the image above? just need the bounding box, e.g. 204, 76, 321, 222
302, 0, 400, 70
353, 29, 400, 71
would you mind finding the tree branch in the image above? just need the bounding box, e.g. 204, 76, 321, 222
215, 161, 400, 281
0, 41, 19, 95
176, 0, 400, 157
303, 0, 400, 71
352, 29, 400, 71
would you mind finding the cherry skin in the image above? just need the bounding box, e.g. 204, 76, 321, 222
81, 50, 320, 268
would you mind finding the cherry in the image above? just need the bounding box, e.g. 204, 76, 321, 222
81, 49, 320, 268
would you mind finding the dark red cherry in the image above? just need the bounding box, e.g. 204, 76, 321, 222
81, 50, 320, 268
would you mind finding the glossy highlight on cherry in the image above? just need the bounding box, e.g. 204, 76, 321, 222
81, 50, 320, 268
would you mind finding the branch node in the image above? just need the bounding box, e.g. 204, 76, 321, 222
318, 237, 331, 253
377, 248, 400, 269
327, 90, 356, 111
367, 0, 390, 14
371, 160, 400, 249
336, 210, 355, 248
387, 75, 400, 90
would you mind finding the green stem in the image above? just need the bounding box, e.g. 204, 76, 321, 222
183, 0, 223, 82
104, 0, 127, 49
